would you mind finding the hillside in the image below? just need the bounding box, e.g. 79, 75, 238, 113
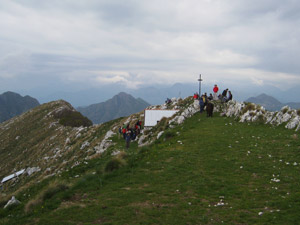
77, 92, 150, 124
0, 100, 94, 188
246, 93, 300, 111
0, 91, 40, 123
0, 98, 300, 224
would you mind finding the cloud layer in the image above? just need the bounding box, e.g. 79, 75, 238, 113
0, 0, 300, 92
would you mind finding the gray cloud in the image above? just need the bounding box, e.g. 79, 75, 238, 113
0, 0, 300, 95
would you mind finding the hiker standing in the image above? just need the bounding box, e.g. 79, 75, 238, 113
125, 131, 131, 149
193, 92, 199, 109
122, 124, 127, 139
199, 95, 205, 113
213, 84, 219, 100
203, 93, 208, 107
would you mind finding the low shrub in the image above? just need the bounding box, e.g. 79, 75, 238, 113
249, 112, 256, 117
25, 198, 43, 213
138, 146, 151, 155
282, 108, 289, 114
297, 109, 300, 116
143, 129, 151, 135
59, 112, 92, 127
0, 199, 8, 208
156, 117, 169, 132
242, 103, 256, 114
42, 184, 69, 201
24, 182, 69, 213
72, 174, 101, 191
116, 151, 127, 160
164, 130, 176, 140
257, 114, 265, 124
105, 158, 126, 172
54, 110, 92, 127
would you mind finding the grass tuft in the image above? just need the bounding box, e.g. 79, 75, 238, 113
164, 130, 176, 140
249, 112, 256, 117
242, 102, 256, 114
25, 199, 43, 214
282, 108, 289, 114
104, 157, 126, 172
42, 184, 69, 201
24, 182, 69, 213
257, 114, 265, 124
138, 146, 151, 155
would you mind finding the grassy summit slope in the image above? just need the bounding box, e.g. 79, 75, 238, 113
1, 110, 300, 224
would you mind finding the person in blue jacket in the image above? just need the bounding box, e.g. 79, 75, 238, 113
125, 131, 131, 149
199, 95, 205, 113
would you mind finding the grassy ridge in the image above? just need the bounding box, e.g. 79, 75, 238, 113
1, 112, 300, 224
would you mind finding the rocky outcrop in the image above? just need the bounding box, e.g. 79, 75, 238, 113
219, 100, 300, 131
94, 130, 115, 154
140, 98, 299, 148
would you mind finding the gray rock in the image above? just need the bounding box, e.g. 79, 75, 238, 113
26, 167, 41, 176
80, 141, 90, 150
4, 196, 20, 209
157, 131, 164, 139
94, 130, 115, 154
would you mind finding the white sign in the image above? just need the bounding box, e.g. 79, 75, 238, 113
144, 109, 178, 127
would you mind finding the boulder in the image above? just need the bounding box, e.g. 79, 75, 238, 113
94, 130, 115, 154
4, 196, 20, 209
80, 141, 90, 150
285, 116, 300, 130
26, 167, 41, 176
157, 131, 164, 139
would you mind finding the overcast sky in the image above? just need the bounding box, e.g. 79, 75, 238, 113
0, 0, 300, 94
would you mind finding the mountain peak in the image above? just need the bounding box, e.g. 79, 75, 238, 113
116, 92, 131, 97
256, 93, 270, 98
246, 93, 282, 111
78, 92, 150, 124
0, 91, 40, 123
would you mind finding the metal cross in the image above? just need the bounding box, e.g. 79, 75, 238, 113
198, 74, 203, 96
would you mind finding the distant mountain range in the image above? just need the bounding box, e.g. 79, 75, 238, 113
36, 83, 199, 107
77, 92, 150, 124
246, 93, 300, 111
22, 81, 300, 107
0, 91, 40, 123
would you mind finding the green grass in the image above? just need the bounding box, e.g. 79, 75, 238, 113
1, 112, 300, 224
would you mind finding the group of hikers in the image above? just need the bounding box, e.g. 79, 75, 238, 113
119, 120, 142, 149
121, 84, 232, 149
193, 84, 233, 114
213, 84, 233, 102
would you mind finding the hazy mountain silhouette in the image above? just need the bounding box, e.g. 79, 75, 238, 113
246, 93, 300, 111
77, 92, 150, 124
0, 91, 40, 123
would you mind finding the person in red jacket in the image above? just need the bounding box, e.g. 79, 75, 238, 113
193, 92, 199, 99
213, 84, 219, 100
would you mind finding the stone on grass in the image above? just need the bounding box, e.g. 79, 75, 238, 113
26, 167, 41, 176
4, 196, 20, 209
157, 131, 164, 139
